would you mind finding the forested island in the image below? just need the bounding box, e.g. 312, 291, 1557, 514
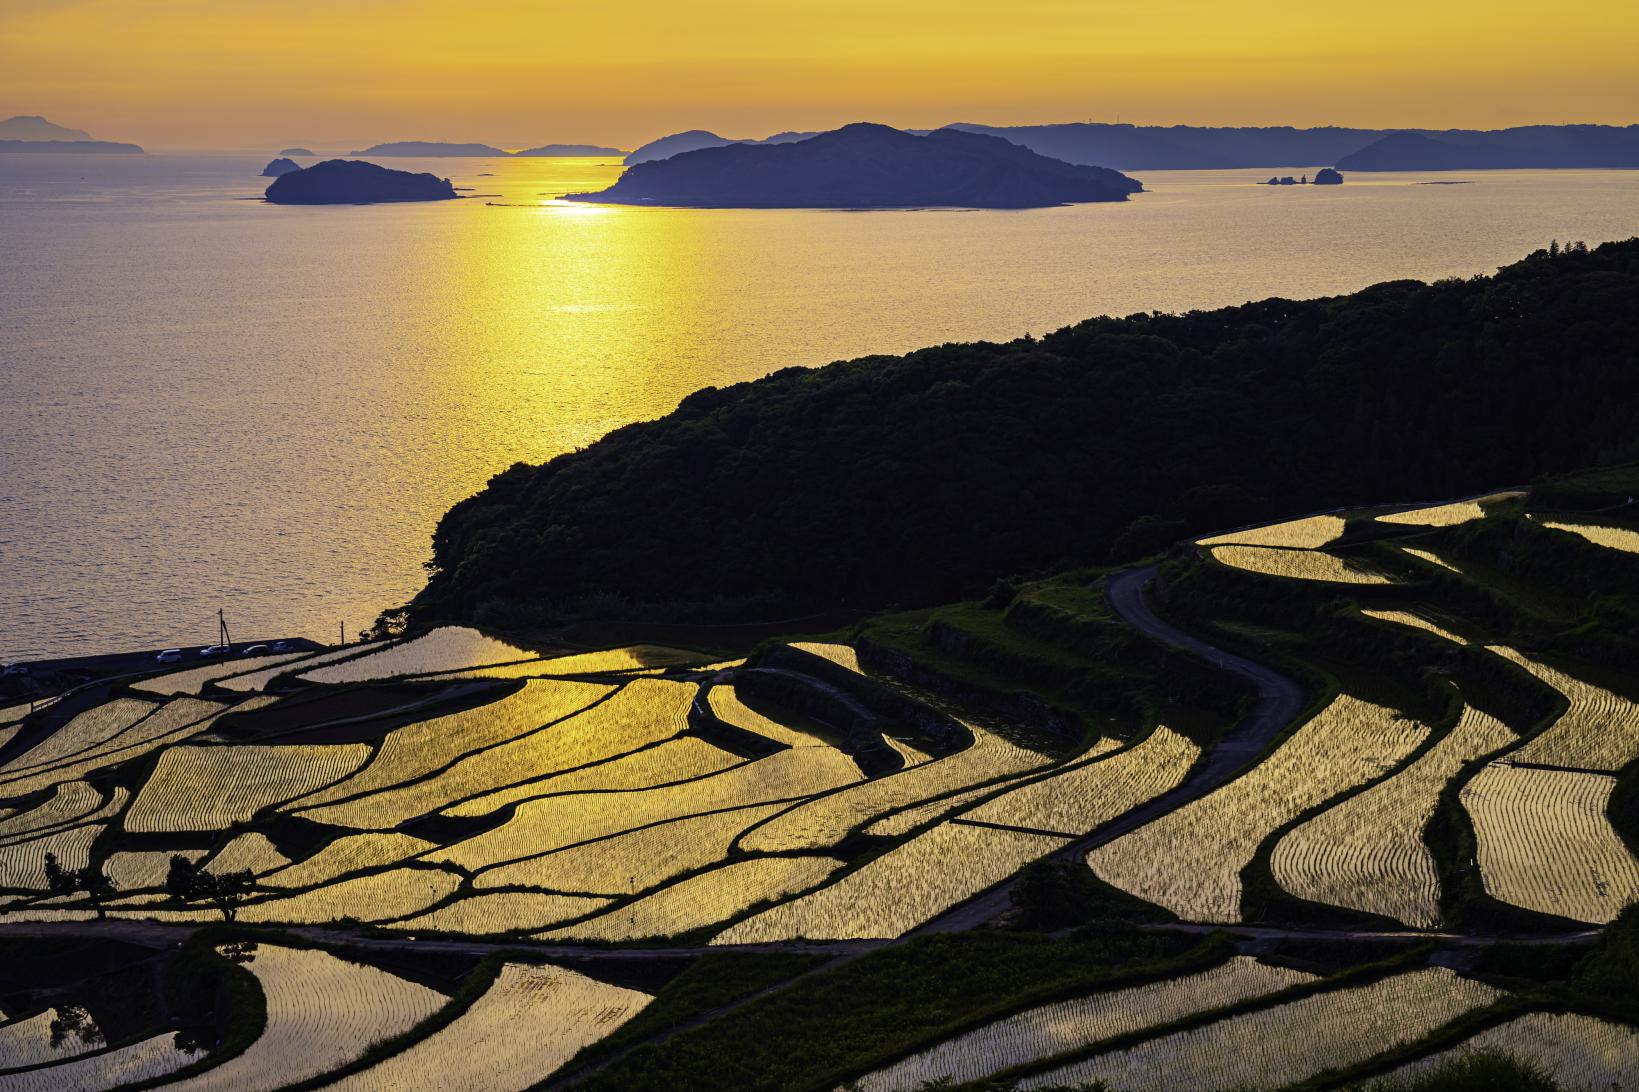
391, 238, 1639, 635
567, 123, 1142, 208
264, 159, 457, 203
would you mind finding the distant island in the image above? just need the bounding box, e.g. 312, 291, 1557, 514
260, 157, 301, 177
514, 143, 624, 157
0, 115, 90, 141
0, 113, 141, 154
0, 139, 143, 154
1313, 167, 1343, 184
264, 159, 458, 204
571, 123, 1142, 209
278, 147, 315, 156
351, 140, 507, 157
1324, 128, 1639, 170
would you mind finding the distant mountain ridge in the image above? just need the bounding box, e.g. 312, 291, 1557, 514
623, 129, 820, 164
571, 122, 1141, 209
949, 121, 1639, 171
353, 140, 627, 157
1336, 126, 1639, 170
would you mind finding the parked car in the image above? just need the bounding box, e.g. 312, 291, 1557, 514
240, 644, 269, 656
198, 645, 230, 658
156, 649, 183, 664
271, 641, 295, 653
0, 662, 27, 677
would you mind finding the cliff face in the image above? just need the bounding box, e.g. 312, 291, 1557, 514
576, 124, 1142, 209
264, 160, 457, 204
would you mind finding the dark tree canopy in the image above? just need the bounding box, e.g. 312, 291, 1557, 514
401, 239, 1639, 632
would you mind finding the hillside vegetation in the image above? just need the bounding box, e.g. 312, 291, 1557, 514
396, 239, 1639, 635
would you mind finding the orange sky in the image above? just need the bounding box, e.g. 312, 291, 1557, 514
3, 0, 1635, 150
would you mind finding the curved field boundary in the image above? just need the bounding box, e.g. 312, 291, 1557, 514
1017, 967, 1498, 1091
1464, 763, 1639, 924
1089, 694, 1427, 923
156, 942, 444, 1091
321, 962, 651, 1091
849, 956, 1315, 1091
1270, 706, 1516, 927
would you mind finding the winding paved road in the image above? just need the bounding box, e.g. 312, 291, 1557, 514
912, 565, 1310, 934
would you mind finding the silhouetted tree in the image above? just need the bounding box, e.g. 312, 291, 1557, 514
43, 852, 117, 921
166, 856, 255, 922
48, 1005, 103, 1050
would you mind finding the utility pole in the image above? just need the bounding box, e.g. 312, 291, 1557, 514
218, 609, 231, 649
340, 620, 346, 646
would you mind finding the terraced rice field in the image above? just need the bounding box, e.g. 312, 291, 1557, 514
1270, 706, 1515, 927
1360, 610, 1467, 644
1378, 500, 1490, 527
387, 891, 611, 934
789, 642, 864, 672
237, 868, 462, 924
1089, 695, 1428, 921
430, 747, 862, 871
472, 802, 790, 895
0, 781, 102, 840
216, 642, 384, 692
432, 645, 709, 679
1208, 546, 1391, 585
298, 627, 533, 684
324, 962, 652, 1091
864, 781, 1029, 837
738, 725, 1052, 852
0, 698, 250, 799
0, 823, 104, 888
1491, 648, 1639, 772
203, 832, 291, 874
262, 833, 436, 888
161, 944, 443, 1090
133, 652, 315, 697
1386, 1011, 1639, 1090
1197, 515, 1346, 548
0, 1032, 200, 1090
1463, 763, 1639, 923
542, 855, 842, 942
0, 1008, 102, 1069
103, 849, 206, 890
439, 737, 741, 821
1536, 520, 1639, 555
0, 698, 155, 773
714, 822, 1068, 942
706, 686, 827, 748
851, 957, 1316, 1091
287, 678, 612, 813
299, 682, 701, 829
125, 744, 369, 832
964, 729, 1197, 836
1019, 968, 1500, 1091
1400, 546, 1461, 572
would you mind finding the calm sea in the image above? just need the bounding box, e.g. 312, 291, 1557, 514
1, 152, 1635, 659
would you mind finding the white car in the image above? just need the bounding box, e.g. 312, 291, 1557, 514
156, 649, 183, 664
198, 645, 230, 658
240, 644, 269, 656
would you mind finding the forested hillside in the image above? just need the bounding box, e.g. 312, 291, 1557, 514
396, 239, 1639, 633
